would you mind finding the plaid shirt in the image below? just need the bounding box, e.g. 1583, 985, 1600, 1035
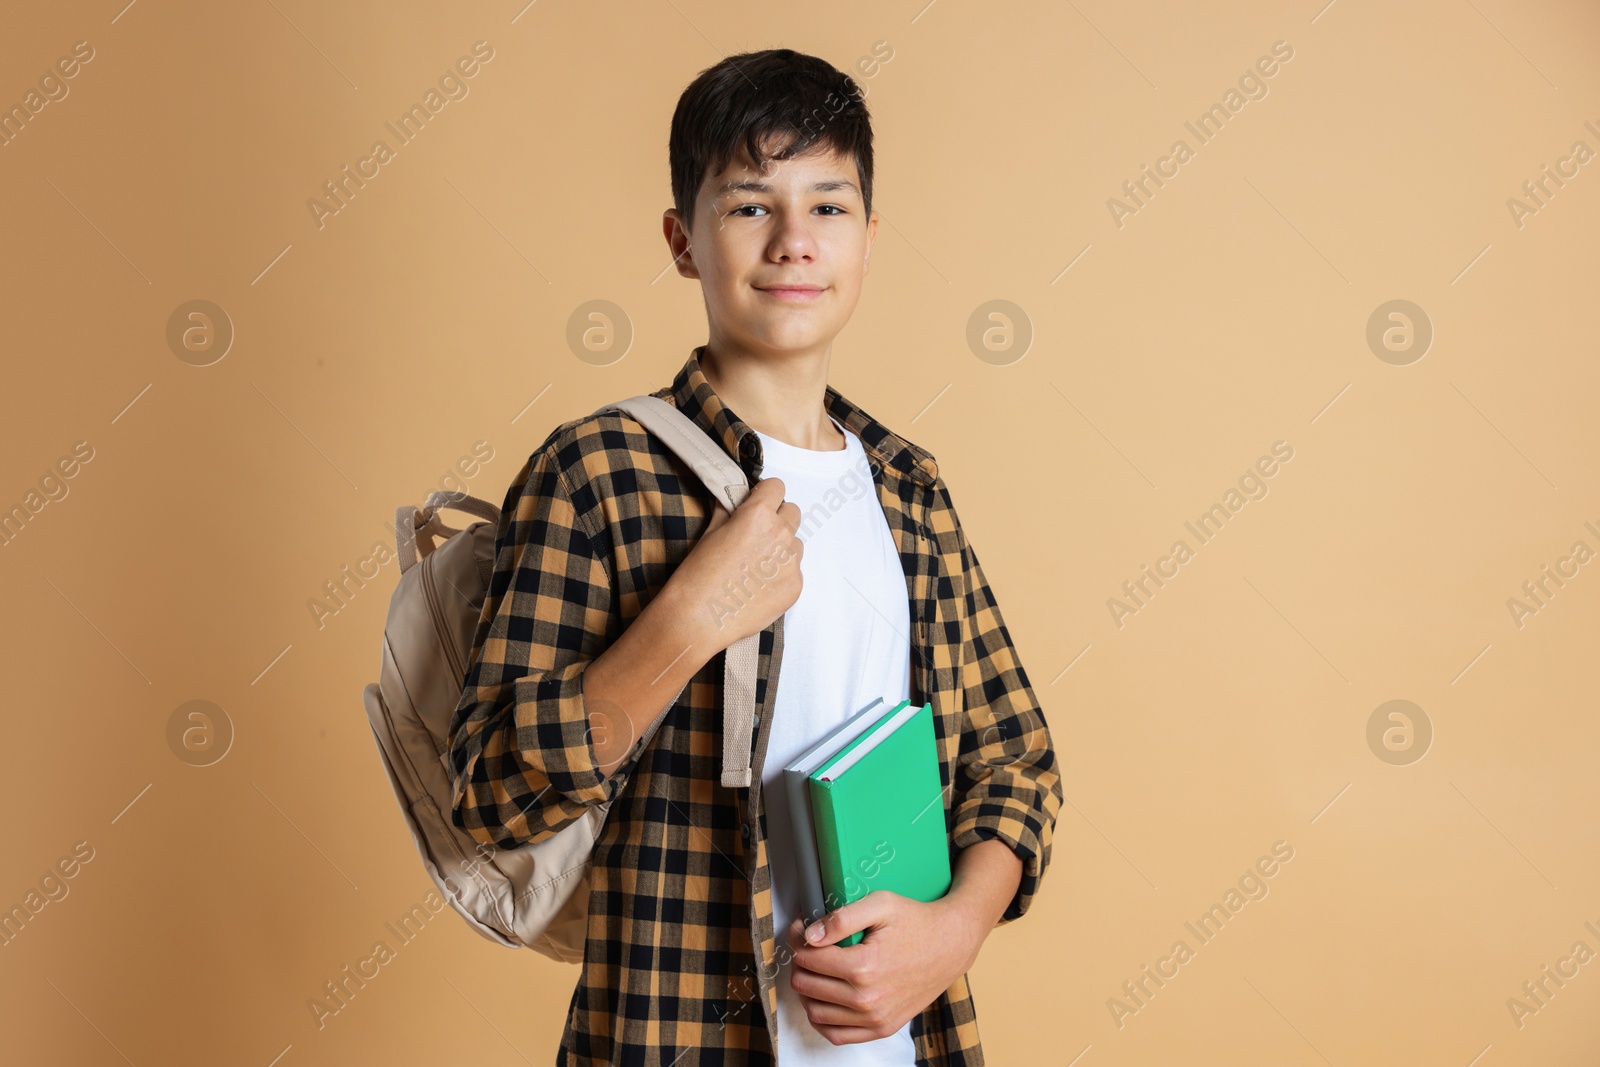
448, 347, 1062, 1066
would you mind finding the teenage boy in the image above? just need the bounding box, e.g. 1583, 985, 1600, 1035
448, 48, 1062, 1066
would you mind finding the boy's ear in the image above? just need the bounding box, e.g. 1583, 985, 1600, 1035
663, 209, 699, 280
862, 211, 880, 275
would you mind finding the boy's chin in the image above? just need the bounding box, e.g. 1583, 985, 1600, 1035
722, 325, 840, 356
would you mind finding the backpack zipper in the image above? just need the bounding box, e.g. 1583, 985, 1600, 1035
411, 554, 508, 919
420, 553, 467, 684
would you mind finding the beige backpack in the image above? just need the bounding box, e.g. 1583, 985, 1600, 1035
361, 395, 761, 961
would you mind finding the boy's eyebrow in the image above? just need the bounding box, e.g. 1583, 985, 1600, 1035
714, 178, 860, 199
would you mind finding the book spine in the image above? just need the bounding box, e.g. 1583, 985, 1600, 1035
807, 777, 864, 947
786, 770, 826, 925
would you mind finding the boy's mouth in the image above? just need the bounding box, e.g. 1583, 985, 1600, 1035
755, 284, 826, 302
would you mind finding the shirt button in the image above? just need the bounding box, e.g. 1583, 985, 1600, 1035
741, 822, 751, 843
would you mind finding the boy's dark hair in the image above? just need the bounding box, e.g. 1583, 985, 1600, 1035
669, 48, 873, 234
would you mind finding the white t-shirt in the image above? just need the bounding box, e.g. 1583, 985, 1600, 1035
753, 414, 916, 1066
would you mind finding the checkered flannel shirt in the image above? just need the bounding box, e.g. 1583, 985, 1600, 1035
447, 347, 1062, 1066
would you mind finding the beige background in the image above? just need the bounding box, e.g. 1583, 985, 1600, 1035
2, 1, 1597, 1063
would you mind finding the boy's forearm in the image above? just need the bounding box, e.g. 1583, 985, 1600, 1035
942, 837, 1024, 964
582, 583, 717, 774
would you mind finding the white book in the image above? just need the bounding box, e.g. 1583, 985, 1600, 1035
781, 697, 887, 925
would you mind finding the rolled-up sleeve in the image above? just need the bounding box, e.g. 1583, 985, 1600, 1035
447, 444, 641, 852
940, 482, 1064, 926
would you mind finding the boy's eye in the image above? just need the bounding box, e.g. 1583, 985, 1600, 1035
728, 204, 846, 217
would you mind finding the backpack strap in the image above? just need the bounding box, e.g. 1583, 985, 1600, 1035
595, 395, 761, 789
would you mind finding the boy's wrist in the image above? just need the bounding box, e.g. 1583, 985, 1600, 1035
941, 838, 1024, 947
654, 574, 727, 659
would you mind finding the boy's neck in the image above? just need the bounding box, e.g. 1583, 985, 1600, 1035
698, 340, 847, 452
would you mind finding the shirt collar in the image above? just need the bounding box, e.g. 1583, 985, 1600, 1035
665, 345, 940, 487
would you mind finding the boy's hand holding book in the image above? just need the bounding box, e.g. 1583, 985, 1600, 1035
781, 889, 982, 1046
782, 834, 1025, 1046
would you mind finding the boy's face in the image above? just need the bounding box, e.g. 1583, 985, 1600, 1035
664, 140, 878, 360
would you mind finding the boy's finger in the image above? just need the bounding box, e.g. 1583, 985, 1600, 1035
807, 890, 897, 948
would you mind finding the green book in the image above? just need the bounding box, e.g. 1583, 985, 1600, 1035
806, 699, 952, 947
